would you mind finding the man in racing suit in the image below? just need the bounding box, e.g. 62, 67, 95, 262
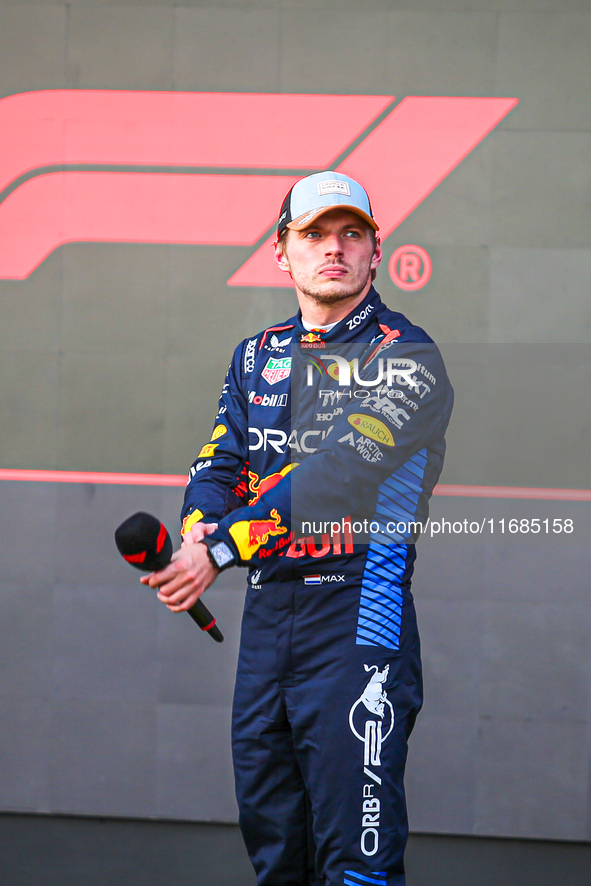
144, 171, 454, 886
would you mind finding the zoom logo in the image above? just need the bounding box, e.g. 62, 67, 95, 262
346, 303, 374, 329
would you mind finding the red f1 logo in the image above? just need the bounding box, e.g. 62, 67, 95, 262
0, 91, 517, 283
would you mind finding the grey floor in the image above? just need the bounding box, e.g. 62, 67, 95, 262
1, 814, 591, 886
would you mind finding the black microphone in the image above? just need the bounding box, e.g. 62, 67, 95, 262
115, 511, 224, 643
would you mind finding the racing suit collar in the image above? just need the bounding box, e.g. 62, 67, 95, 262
292, 286, 382, 342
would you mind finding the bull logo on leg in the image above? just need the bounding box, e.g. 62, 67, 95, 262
348, 664, 395, 858
349, 664, 395, 758
359, 664, 390, 718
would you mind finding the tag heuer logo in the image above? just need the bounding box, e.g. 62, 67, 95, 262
262, 357, 291, 385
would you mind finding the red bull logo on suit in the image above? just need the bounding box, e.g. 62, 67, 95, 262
229, 508, 288, 561
349, 664, 395, 858
248, 464, 295, 506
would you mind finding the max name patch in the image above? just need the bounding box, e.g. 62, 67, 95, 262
347, 414, 394, 447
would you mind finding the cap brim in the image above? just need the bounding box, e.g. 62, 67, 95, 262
286, 205, 379, 232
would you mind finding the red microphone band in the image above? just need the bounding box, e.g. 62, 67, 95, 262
156, 522, 168, 554
123, 550, 147, 564
201, 619, 216, 632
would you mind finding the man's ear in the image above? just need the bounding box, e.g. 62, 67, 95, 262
371, 236, 383, 270
274, 240, 291, 274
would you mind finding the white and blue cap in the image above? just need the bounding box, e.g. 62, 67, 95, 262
277, 171, 379, 236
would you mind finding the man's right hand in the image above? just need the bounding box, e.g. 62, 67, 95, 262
181, 521, 218, 547
140, 542, 219, 612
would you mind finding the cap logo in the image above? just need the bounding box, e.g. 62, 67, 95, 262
294, 208, 319, 227
317, 180, 350, 196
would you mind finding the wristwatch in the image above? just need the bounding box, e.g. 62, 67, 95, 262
200, 536, 235, 571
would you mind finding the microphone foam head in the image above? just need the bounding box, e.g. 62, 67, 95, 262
115, 511, 173, 571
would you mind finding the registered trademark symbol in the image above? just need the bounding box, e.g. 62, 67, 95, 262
389, 245, 432, 291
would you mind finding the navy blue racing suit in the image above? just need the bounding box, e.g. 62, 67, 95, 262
182, 286, 454, 886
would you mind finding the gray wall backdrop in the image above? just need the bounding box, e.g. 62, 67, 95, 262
0, 0, 590, 845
